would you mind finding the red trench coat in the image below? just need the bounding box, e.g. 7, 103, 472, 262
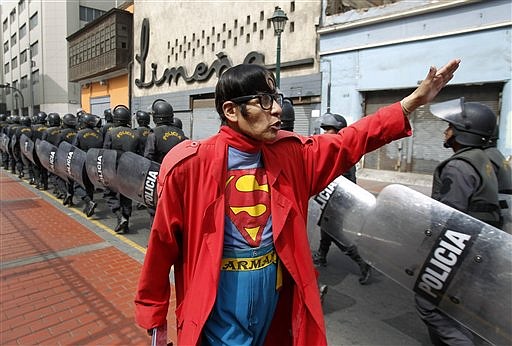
135, 102, 411, 345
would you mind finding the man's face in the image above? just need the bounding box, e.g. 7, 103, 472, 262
321, 127, 337, 134
443, 124, 455, 149
238, 97, 282, 142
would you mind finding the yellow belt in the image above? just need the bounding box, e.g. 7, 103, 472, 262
220, 249, 283, 290
221, 250, 277, 271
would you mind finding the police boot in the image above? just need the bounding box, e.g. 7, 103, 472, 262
63, 193, 74, 206
346, 245, 371, 285
312, 250, 328, 267
319, 283, 328, 304
29, 177, 36, 185
83, 198, 97, 217
114, 211, 129, 234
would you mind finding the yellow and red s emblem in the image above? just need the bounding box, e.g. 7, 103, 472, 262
225, 168, 270, 247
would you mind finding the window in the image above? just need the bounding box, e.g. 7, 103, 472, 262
247, 15, 250, 24
20, 49, 27, 64
79, 6, 106, 22
12, 80, 18, 90
30, 41, 38, 57
253, 23, 257, 32
246, 34, 250, 43
10, 9, 16, 23
11, 33, 17, 47
32, 69, 39, 84
12, 56, 18, 69
19, 23, 26, 39
3, 41, 9, 53
29, 12, 38, 30
260, 11, 264, 21
20, 75, 28, 89
289, 22, 295, 33
3, 19, 8, 32
291, 1, 295, 12
4, 62, 9, 73
18, 0, 26, 13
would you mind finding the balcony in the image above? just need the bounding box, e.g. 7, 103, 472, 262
67, 8, 132, 82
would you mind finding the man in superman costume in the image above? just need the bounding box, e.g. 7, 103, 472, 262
135, 59, 460, 345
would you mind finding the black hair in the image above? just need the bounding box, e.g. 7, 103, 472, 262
215, 64, 276, 124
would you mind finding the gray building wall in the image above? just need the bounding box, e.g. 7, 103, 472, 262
319, 0, 511, 158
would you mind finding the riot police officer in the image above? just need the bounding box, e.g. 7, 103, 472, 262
41, 113, 62, 196
32, 112, 49, 189
59, 114, 78, 206
280, 97, 295, 132
0, 114, 9, 169
72, 113, 103, 217
101, 108, 115, 140
416, 98, 500, 346
312, 112, 371, 285
6, 115, 21, 174
103, 105, 142, 234
144, 99, 186, 163
144, 99, 186, 224
135, 110, 151, 150
14, 116, 34, 180
171, 117, 183, 130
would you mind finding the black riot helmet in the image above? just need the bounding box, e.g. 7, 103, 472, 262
0, 114, 6, 121
430, 98, 497, 148
136, 110, 151, 127
104, 109, 113, 123
112, 105, 131, 126
37, 111, 48, 124
47, 113, 61, 127
320, 112, 347, 131
280, 97, 295, 131
172, 117, 183, 129
82, 113, 99, 128
152, 99, 174, 125
20, 116, 32, 126
12, 115, 21, 124
62, 113, 78, 128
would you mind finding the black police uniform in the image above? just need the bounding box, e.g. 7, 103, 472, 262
57, 125, 78, 205
144, 124, 186, 164
6, 120, 22, 173
72, 124, 103, 216
14, 123, 34, 179
31, 121, 48, 189
103, 123, 142, 233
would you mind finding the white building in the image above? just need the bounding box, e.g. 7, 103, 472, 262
1, 0, 117, 116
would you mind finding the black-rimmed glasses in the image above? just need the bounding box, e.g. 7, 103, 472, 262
230, 93, 284, 110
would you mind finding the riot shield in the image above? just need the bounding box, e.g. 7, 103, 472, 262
35, 139, 67, 179
57, 141, 87, 188
499, 193, 512, 234
320, 180, 511, 345
115, 151, 160, 207
85, 148, 118, 191
10, 134, 19, 162
0, 133, 8, 152
20, 134, 35, 164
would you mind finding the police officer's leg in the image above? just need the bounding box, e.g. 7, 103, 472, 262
341, 243, 371, 285
415, 295, 474, 346
28, 162, 35, 184
313, 229, 332, 266
117, 194, 132, 233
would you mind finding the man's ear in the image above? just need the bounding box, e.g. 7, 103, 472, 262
222, 101, 239, 123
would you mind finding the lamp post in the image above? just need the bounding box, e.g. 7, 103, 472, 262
0, 83, 24, 116
271, 6, 288, 88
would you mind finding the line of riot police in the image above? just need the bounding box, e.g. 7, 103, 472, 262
0, 98, 187, 234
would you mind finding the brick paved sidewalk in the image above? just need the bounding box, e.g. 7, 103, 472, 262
0, 171, 176, 345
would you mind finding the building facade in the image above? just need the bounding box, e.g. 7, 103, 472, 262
1, 0, 117, 117
319, 0, 511, 173
131, 0, 322, 139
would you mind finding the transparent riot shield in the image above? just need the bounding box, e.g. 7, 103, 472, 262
20, 134, 35, 165
10, 134, 19, 162
57, 141, 87, 188
35, 139, 66, 179
116, 151, 160, 208
320, 180, 511, 345
85, 148, 118, 191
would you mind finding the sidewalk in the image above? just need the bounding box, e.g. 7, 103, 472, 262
0, 171, 176, 345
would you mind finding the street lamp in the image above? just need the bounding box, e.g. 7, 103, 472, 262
271, 6, 288, 88
0, 83, 24, 116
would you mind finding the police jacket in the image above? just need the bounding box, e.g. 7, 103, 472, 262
58, 128, 77, 145
432, 147, 501, 228
42, 126, 62, 146
144, 125, 186, 163
32, 124, 48, 140
136, 126, 151, 150
73, 128, 103, 151
15, 125, 33, 141
485, 147, 512, 195
103, 125, 142, 157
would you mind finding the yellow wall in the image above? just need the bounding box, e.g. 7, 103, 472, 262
80, 74, 129, 114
